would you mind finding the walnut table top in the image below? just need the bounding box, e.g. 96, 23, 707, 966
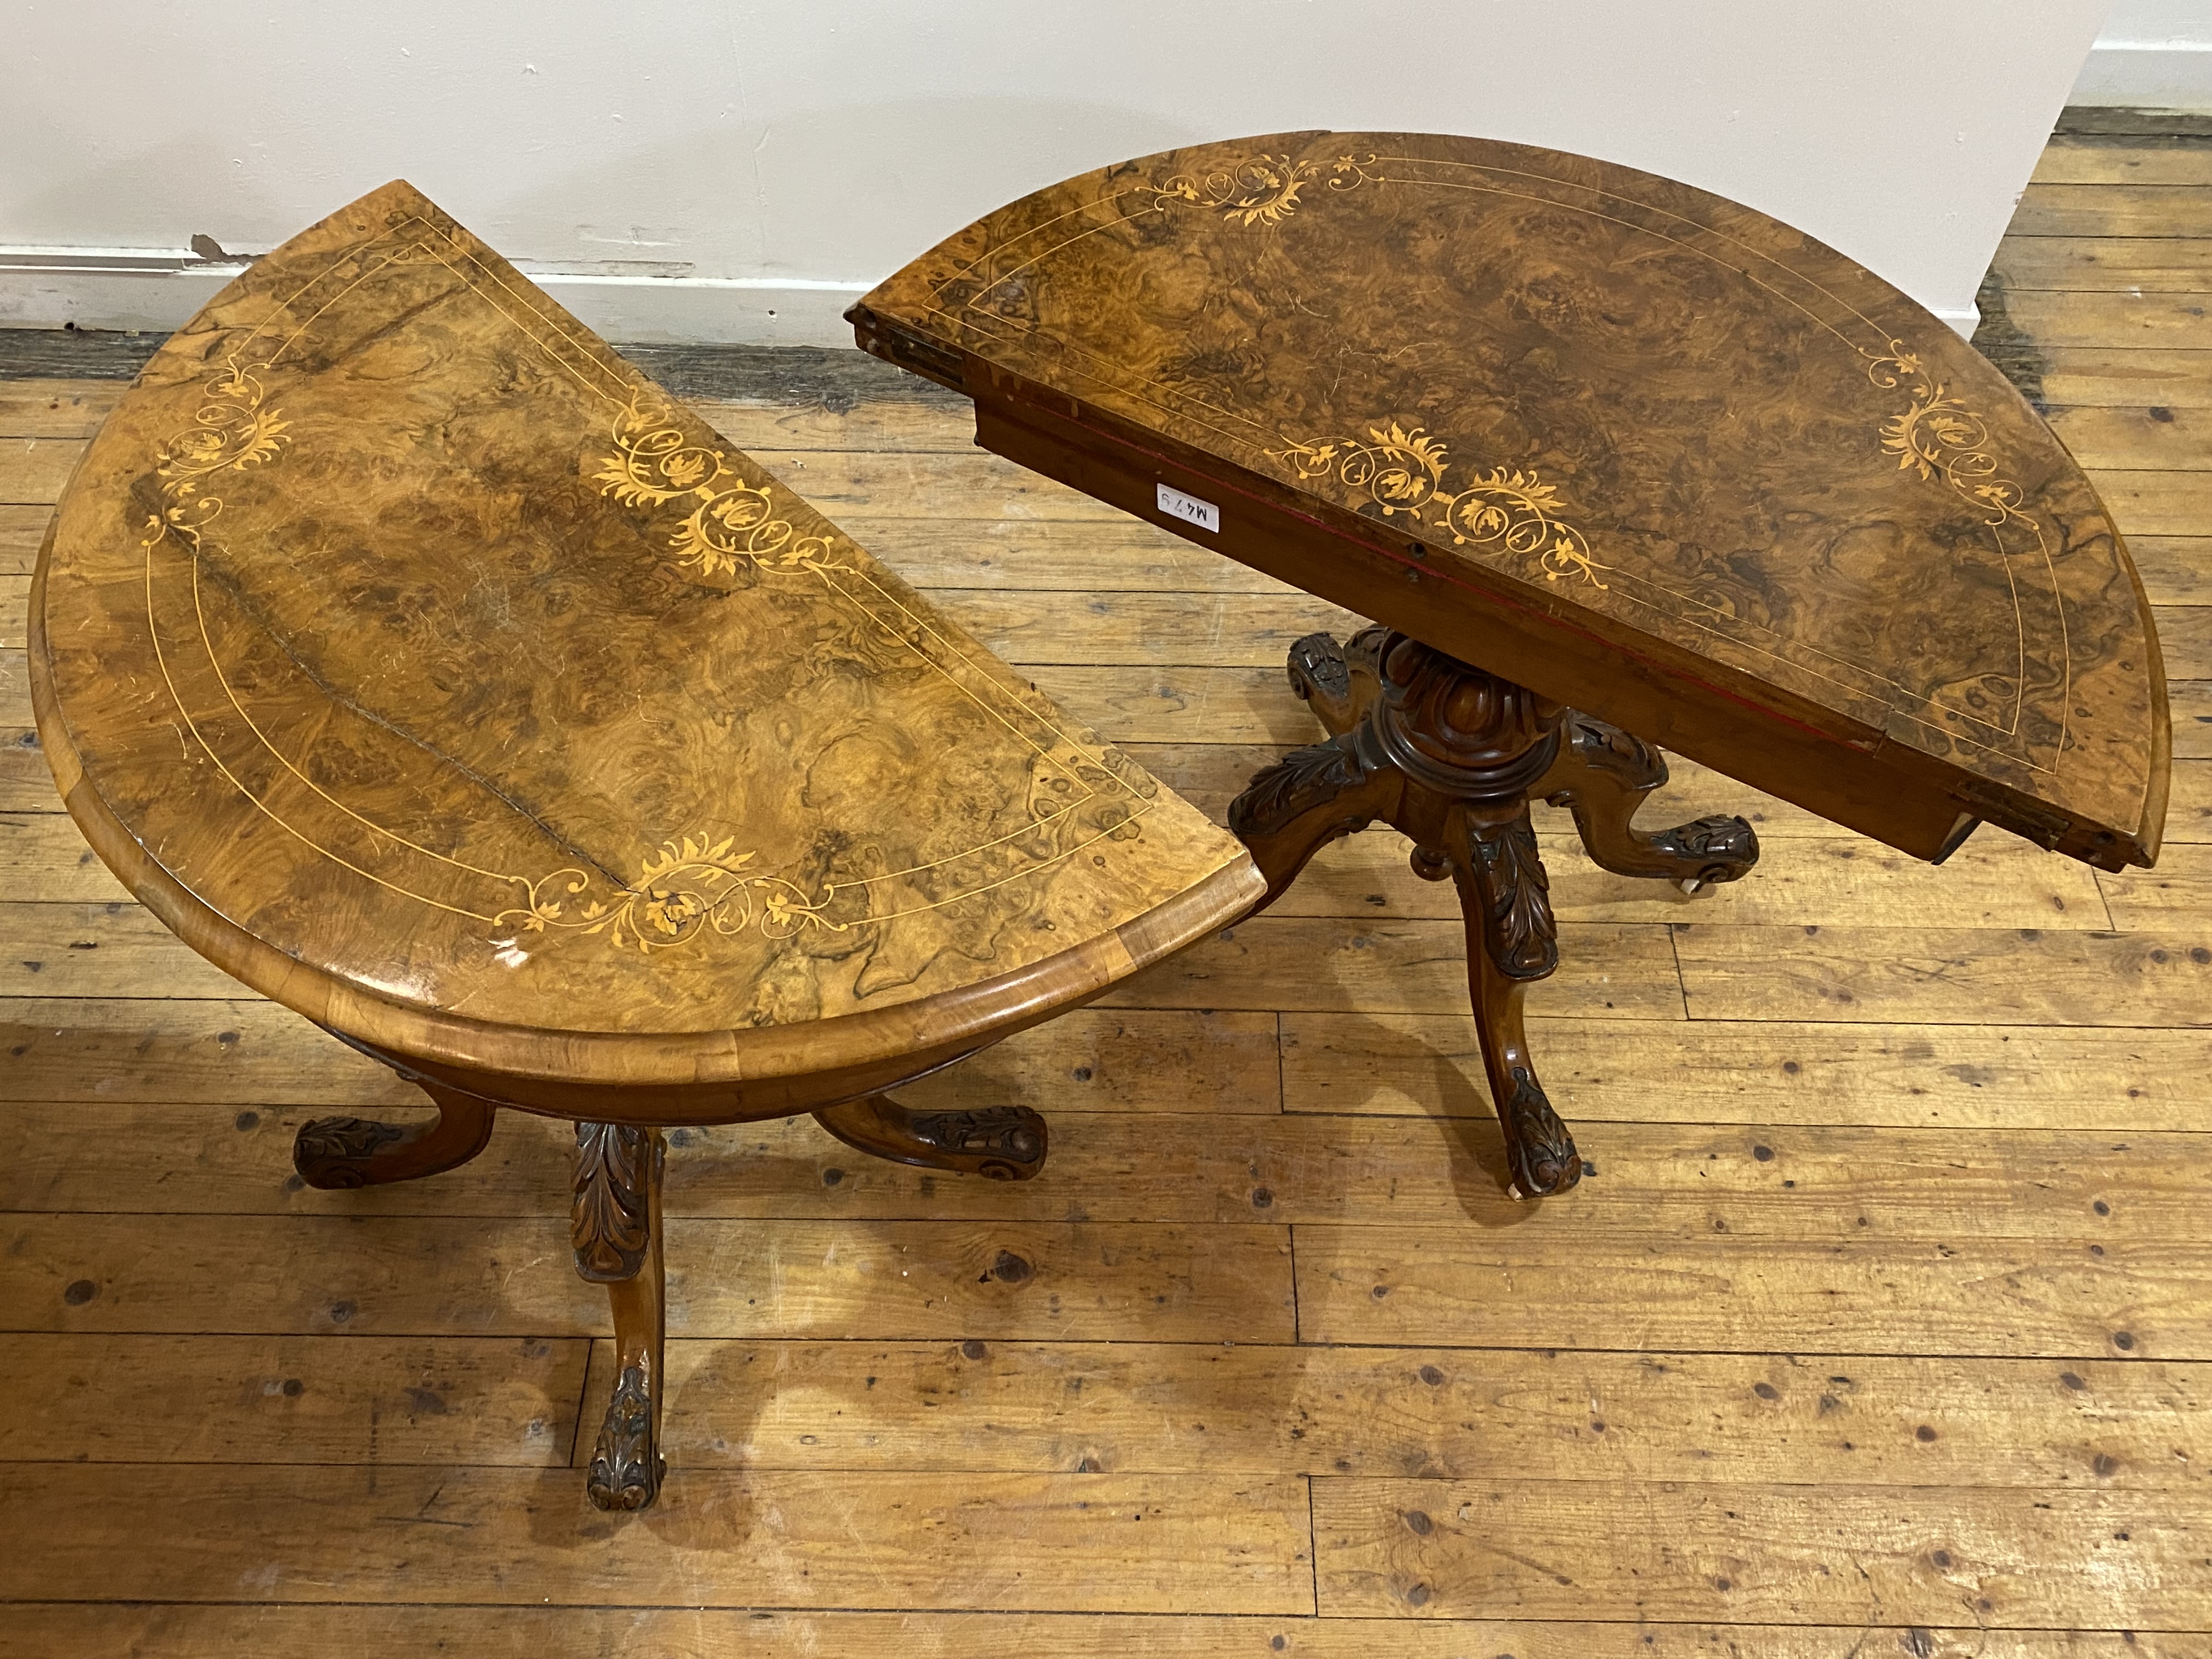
31, 182, 1259, 1110
851, 131, 2170, 871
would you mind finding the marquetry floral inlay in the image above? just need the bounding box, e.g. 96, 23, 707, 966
138, 356, 292, 553
1155, 152, 1381, 226
1148, 154, 2040, 561
1864, 341, 2032, 529
593, 396, 856, 581
1269, 422, 1610, 588
1158, 154, 1317, 225
497, 834, 848, 954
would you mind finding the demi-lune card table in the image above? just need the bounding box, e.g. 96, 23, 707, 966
30, 181, 1261, 1510
850, 131, 2171, 1198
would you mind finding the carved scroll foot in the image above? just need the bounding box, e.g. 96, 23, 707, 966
1539, 711, 1760, 891
814, 1096, 1048, 1181
1499, 1065, 1583, 1200
1649, 815, 1762, 893
574, 1122, 665, 1512
1285, 630, 1358, 733
292, 1082, 497, 1190
590, 1357, 662, 1513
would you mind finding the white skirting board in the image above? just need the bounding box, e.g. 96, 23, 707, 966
0, 255, 871, 349
1, 250, 1981, 348
2071, 42, 2212, 109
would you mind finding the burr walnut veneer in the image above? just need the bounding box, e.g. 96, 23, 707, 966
29, 181, 1261, 1510
851, 131, 2172, 1197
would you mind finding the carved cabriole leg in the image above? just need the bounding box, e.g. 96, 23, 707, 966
1348, 633, 1583, 1197
1229, 622, 1407, 906
1446, 804, 1582, 1198
293, 1077, 498, 1190
814, 1095, 1049, 1181
1227, 730, 1406, 906
574, 1122, 665, 1512
1538, 710, 1760, 893
1233, 629, 1587, 1197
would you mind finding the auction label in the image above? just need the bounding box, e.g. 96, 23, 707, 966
1156, 483, 1220, 533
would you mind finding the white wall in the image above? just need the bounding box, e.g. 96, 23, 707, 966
2072, 0, 2212, 109
2, 1, 2108, 345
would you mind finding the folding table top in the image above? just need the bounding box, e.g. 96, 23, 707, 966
852, 131, 2170, 870
33, 182, 1256, 1076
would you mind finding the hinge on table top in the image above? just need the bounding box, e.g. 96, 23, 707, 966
850, 312, 966, 393
1948, 780, 2072, 851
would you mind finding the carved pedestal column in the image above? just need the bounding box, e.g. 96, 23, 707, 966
1228, 628, 1759, 1198
573, 1121, 667, 1511
289, 1036, 1053, 1515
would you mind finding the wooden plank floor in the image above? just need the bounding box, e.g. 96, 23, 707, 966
3, 126, 2210, 1658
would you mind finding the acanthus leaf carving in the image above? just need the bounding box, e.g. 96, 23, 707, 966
572, 1122, 653, 1282
1286, 631, 1352, 707
1469, 817, 1558, 980
586, 1362, 662, 1511
1227, 736, 1377, 843
907, 1107, 1046, 1180
291, 1115, 407, 1188
1504, 1066, 1582, 1198
1566, 714, 1667, 789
